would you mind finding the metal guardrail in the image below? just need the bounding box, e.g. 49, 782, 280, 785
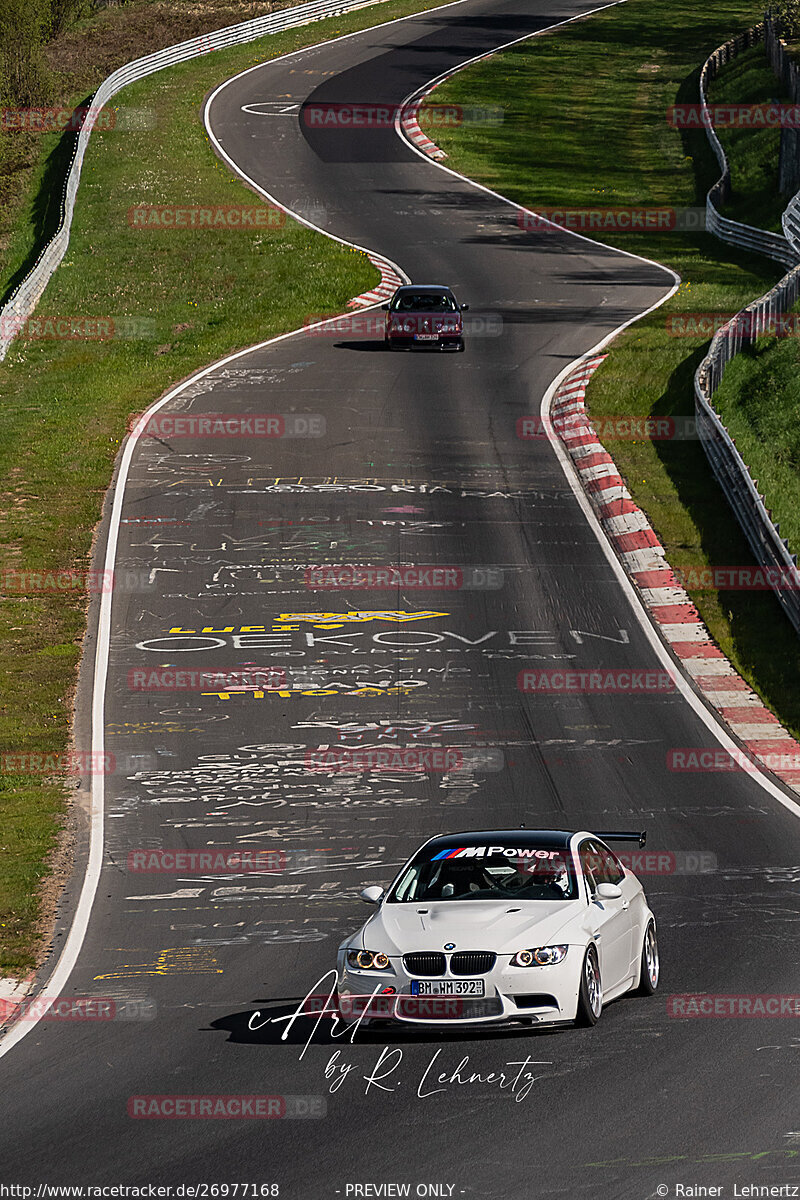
696, 25, 800, 633
701, 22, 799, 270
0, 0, 388, 360
782, 189, 800, 251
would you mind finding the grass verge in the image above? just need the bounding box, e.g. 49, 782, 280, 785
704, 41, 800, 558
711, 330, 800, 553
431, 0, 800, 736
0, 0, 455, 976
1, 0, 300, 297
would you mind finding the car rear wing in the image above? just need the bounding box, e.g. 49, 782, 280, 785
593, 830, 647, 848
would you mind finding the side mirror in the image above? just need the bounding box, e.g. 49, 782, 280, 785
360, 886, 385, 905
460, 303, 470, 311
595, 883, 623, 901
381, 303, 389, 310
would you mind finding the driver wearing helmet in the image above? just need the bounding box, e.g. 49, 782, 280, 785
519, 857, 569, 899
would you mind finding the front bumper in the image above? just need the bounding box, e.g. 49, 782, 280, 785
336, 950, 581, 1026
386, 330, 462, 348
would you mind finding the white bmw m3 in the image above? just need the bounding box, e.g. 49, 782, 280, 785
336, 829, 659, 1029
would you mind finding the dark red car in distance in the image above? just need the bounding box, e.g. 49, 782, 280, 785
383, 284, 468, 351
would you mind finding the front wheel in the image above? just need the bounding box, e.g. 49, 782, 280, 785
575, 945, 602, 1027
634, 921, 659, 995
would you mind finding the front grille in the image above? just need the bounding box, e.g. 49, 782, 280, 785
403, 952, 446, 976
450, 951, 497, 976
402, 997, 504, 1021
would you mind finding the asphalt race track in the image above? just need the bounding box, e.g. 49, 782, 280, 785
2, 1, 800, 1196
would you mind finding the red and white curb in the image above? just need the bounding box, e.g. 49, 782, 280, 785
552, 355, 800, 796
400, 99, 448, 160
347, 252, 404, 308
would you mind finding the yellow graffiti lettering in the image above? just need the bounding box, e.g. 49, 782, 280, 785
273, 610, 448, 629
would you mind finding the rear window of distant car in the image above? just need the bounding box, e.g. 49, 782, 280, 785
390, 291, 458, 312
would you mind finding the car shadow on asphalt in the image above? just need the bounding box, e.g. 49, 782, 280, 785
206, 1001, 567, 1046
332, 341, 463, 353
332, 340, 389, 351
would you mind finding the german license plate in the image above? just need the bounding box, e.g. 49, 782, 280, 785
410, 980, 485, 996
414, 333, 437, 341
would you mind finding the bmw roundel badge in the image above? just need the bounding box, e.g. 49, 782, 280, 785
444, 943, 456, 950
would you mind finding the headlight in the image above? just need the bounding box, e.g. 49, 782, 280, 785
510, 945, 568, 967
346, 949, 392, 971
403, 320, 414, 333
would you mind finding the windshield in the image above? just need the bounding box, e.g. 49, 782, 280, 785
391, 291, 457, 312
387, 845, 577, 902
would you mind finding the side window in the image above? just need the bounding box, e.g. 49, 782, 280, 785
579, 840, 604, 895
595, 843, 625, 886
579, 840, 624, 892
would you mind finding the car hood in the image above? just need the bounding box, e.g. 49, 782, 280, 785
358, 900, 584, 956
